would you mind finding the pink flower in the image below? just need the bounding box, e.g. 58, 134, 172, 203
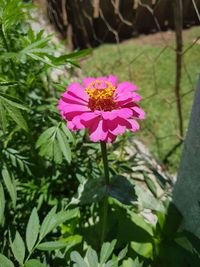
57, 75, 145, 143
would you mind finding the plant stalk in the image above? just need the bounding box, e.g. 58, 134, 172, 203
100, 141, 110, 245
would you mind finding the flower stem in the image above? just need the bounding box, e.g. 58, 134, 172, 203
100, 141, 110, 245
100, 142, 110, 186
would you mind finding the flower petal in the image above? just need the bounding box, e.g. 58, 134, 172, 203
116, 82, 139, 95
126, 119, 140, 132
89, 120, 107, 142
105, 132, 117, 143
107, 75, 118, 86
132, 106, 146, 119
82, 77, 96, 87
67, 82, 88, 101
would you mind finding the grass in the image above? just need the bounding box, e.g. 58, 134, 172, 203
81, 27, 200, 172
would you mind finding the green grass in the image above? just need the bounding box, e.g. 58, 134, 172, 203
81, 27, 200, 172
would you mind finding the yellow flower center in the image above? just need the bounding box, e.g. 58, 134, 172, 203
85, 80, 117, 111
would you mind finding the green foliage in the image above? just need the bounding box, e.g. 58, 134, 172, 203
0, 1, 199, 267
70, 240, 127, 267
36, 122, 73, 163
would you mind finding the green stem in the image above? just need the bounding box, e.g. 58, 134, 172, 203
100, 141, 110, 245
100, 142, 109, 185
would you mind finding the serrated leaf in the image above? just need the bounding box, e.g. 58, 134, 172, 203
10, 231, 25, 264
26, 208, 40, 252
2, 165, 16, 208
0, 182, 5, 225
25, 259, 47, 267
100, 240, 117, 265
37, 241, 68, 251
0, 253, 14, 267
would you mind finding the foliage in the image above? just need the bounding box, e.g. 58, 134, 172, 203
0, 1, 200, 267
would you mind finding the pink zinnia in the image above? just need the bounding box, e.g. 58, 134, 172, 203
57, 75, 145, 143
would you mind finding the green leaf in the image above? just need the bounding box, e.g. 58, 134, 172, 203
72, 178, 106, 205
161, 203, 182, 237
35, 127, 55, 148
63, 235, 82, 253
39, 206, 56, 240
122, 257, 143, 267
70, 251, 88, 267
108, 175, 137, 205
130, 241, 153, 259
61, 122, 75, 144
135, 184, 165, 212
64, 48, 92, 59
57, 128, 71, 163
100, 240, 117, 265
24, 259, 47, 267
4, 102, 28, 131
0, 253, 14, 267
37, 241, 68, 251
117, 246, 128, 261
26, 208, 40, 252
36, 124, 72, 164
0, 81, 17, 87
128, 210, 153, 237
10, 231, 25, 264
0, 182, 5, 225
0, 93, 28, 131
2, 165, 16, 208
143, 173, 157, 197
39, 207, 79, 240
0, 93, 28, 110
1, 0, 28, 32
85, 247, 98, 266
0, 102, 7, 132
